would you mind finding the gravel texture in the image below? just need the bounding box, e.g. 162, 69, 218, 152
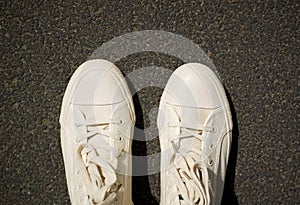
0, 0, 299, 204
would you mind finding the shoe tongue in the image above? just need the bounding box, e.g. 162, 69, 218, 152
170, 105, 214, 153
180, 106, 213, 127
74, 104, 119, 168
75, 104, 113, 122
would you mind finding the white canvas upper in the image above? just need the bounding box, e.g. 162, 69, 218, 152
158, 63, 232, 205
60, 59, 135, 205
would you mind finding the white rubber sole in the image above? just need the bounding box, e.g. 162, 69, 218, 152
159, 63, 232, 130
59, 59, 136, 125
185, 63, 232, 130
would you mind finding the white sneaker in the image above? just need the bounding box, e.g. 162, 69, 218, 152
60, 59, 135, 205
158, 63, 232, 205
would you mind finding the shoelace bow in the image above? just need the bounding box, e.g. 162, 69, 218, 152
75, 120, 123, 205
168, 122, 214, 205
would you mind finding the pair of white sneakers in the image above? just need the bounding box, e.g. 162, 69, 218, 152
60, 59, 232, 205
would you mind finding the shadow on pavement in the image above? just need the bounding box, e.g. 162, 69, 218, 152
221, 87, 239, 205
125, 74, 159, 205
131, 92, 159, 205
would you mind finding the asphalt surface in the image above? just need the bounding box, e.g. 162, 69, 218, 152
1, 0, 299, 204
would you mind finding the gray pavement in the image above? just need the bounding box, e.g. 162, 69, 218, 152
0, 1, 299, 204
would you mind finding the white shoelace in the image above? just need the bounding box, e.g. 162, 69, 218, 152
75, 119, 123, 205
168, 122, 214, 205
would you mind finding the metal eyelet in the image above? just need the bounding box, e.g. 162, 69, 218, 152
118, 135, 124, 143
208, 159, 214, 166
209, 144, 214, 149
119, 119, 124, 125
212, 127, 217, 133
